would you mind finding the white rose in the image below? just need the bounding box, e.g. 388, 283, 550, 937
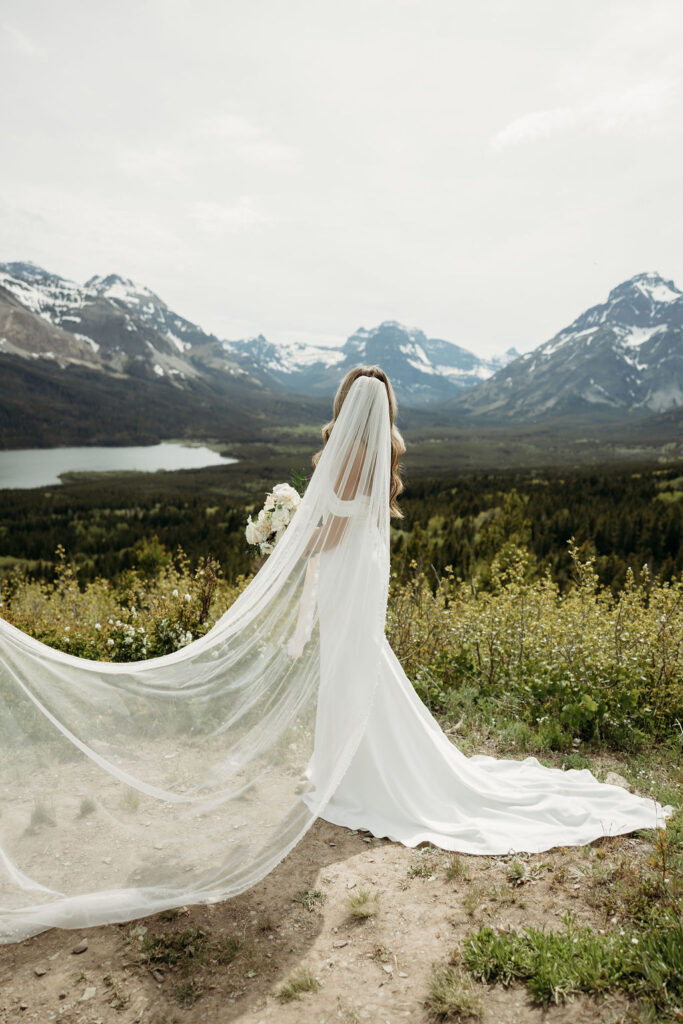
272, 483, 300, 504
270, 508, 287, 532
245, 518, 259, 545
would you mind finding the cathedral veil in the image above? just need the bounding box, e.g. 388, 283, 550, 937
0, 374, 392, 943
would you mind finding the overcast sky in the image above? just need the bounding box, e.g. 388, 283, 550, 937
1, 0, 682, 357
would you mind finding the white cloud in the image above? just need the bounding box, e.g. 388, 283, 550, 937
117, 145, 195, 180
190, 197, 274, 233
198, 113, 300, 166
117, 114, 299, 182
491, 78, 680, 149
2, 23, 44, 56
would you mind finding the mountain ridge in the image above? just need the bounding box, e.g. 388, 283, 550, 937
0, 261, 518, 407
0, 262, 680, 449
450, 271, 682, 422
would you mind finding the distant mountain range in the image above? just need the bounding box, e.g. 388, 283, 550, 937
0, 261, 517, 408
0, 261, 680, 448
222, 323, 519, 404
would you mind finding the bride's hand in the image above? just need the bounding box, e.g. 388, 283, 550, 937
287, 635, 305, 660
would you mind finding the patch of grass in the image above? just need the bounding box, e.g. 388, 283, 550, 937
444, 854, 470, 882
408, 859, 437, 879
173, 978, 203, 1008
505, 858, 546, 887
159, 907, 182, 922
30, 799, 56, 828
505, 859, 526, 885
277, 967, 320, 1002
141, 928, 209, 969
121, 787, 140, 812
561, 751, 593, 771
79, 795, 97, 817
294, 887, 326, 912
586, 814, 682, 928
103, 973, 129, 1011
463, 910, 683, 1021
212, 936, 241, 966
425, 963, 482, 1021
462, 883, 525, 917
346, 888, 379, 919
461, 886, 486, 917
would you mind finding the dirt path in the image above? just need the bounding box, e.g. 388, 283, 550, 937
0, 815, 645, 1024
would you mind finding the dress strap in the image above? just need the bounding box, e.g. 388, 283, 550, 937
326, 490, 372, 518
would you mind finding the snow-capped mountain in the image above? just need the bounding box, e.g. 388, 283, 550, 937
222, 321, 515, 405
3, 260, 678, 431
0, 261, 516, 406
0, 261, 251, 382
451, 271, 683, 422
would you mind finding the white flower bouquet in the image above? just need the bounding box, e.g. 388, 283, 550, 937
245, 482, 302, 555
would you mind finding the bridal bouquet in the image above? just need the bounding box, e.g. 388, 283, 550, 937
245, 482, 302, 555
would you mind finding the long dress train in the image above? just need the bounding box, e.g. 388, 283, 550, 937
313, 505, 672, 854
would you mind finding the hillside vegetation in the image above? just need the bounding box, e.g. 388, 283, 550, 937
1, 461, 682, 593
1, 469, 682, 1021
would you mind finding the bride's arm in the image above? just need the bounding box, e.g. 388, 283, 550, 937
302, 443, 368, 557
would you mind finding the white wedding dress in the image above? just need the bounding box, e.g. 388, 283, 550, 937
0, 375, 672, 943
313, 496, 671, 854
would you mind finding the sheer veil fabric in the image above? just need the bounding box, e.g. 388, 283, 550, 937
0, 375, 391, 943
0, 373, 673, 944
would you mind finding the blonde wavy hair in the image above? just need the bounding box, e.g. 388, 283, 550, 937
312, 365, 406, 518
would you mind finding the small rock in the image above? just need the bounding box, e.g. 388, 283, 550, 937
80, 986, 96, 1001
71, 939, 88, 955
382, 964, 393, 974
346, 881, 357, 890
398, 971, 408, 978
605, 772, 631, 791
34, 966, 47, 977
59, 993, 66, 1000
19, 1003, 28, 1011
151, 970, 164, 983
333, 940, 348, 948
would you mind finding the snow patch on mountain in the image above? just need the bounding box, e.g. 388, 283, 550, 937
85, 273, 157, 306
618, 325, 665, 349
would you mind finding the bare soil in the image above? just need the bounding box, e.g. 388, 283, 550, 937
0, 815, 646, 1024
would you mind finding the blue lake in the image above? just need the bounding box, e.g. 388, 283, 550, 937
0, 443, 238, 490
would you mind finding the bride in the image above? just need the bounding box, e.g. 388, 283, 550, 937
0, 366, 672, 943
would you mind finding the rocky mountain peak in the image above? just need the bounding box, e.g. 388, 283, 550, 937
85, 273, 162, 308
607, 271, 681, 307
